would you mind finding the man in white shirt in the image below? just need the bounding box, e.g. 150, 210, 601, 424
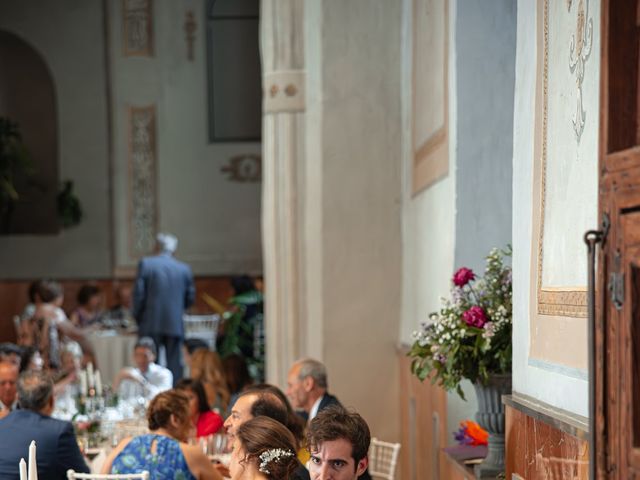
113, 337, 172, 402
0, 362, 18, 417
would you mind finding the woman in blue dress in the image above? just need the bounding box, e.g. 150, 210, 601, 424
101, 389, 223, 480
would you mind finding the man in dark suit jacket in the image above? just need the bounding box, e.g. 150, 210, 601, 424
0, 370, 89, 479
286, 358, 342, 422
287, 358, 372, 480
133, 232, 195, 382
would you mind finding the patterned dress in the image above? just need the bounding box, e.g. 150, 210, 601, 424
111, 434, 196, 480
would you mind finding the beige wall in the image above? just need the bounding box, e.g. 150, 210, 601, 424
108, 0, 262, 276
0, 0, 111, 278
295, 0, 403, 442
0, 0, 263, 279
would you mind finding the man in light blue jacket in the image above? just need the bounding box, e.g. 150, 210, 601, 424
133, 233, 195, 383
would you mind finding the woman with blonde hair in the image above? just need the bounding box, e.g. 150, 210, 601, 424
102, 389, 222, 480
190, 349, 230, 412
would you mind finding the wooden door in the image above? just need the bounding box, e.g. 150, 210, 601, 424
598, 1, 640, 477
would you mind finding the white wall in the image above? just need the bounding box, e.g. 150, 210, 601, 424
399, 0, 457, 350
0, 0, 111, 279
400, 0, 462, 441
511, 0, 598, 417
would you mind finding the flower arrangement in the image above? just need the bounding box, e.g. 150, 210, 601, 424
454, 420, 488, 446
409, 246, 512, 399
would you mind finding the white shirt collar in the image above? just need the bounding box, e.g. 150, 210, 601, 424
309, 396, 323, 421
0, 399, 17, 412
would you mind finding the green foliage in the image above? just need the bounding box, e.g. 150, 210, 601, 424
0, 117, 33, 213
218, 290, 265, 381
409, 246, 512, 399
57, 180, 83, 228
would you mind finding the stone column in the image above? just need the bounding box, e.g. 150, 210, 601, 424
260, 0, 306, 386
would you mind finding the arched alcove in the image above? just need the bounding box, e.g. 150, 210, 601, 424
0, 30, 58, 234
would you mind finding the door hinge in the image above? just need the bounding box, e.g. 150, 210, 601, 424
608, 249, 624, 310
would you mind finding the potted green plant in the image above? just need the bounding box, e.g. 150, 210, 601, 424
409, 246, 512, 478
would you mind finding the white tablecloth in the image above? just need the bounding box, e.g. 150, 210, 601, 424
88, 330, 138, 385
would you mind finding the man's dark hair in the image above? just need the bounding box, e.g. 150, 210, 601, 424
242, 384, 305, 445
250, 394, 289, 427
183, 338, 209, 355
17, 370, 53, 411
307, 405, 371, 466
0, 343, 22, 357
135, 336, 157, 357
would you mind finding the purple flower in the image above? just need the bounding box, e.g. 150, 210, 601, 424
453, 267, 475, 287
462, 306, 487, 328
454, 425, 473, 445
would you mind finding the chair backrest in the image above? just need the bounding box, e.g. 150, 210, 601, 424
183, 314, 220, 349
368, 437, 401, 480
67, 470, 149, 479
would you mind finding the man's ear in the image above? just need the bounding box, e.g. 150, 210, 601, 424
356, 456, 368, 477
302, 376, 314, 392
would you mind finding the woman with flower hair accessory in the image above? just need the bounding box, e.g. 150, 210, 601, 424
229, 416, 298, 479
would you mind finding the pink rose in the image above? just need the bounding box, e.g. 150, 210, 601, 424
462, 306, 487, 328
453, 267, 475, 287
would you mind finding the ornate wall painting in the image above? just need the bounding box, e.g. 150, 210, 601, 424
127, 106, 158, 259
529, 0, 600, 371
568, 0, 593, 141
123, 0, 153, 57
411, 0, 448, 194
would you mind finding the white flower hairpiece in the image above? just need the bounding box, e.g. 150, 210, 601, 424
258, 448, 294, 475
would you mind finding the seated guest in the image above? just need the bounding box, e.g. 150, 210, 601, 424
104, 283, 135, 329
223, 353, 253, 411
287, 359, 372, 480
182, 338, 209, 376
19, 280, 94, 369
0, 370, 89, 479
113, 337, 173, 402
69, 284, 103, 328
307, 405, 371, 480
190, 349, 229, 412
286, 358, 341, 422
18, 346, 43, 372
53, 346, 82, 403
175, 378, 224, 437
102, 389, 223, 480
0, 343, 23, 367
229, 416, 299, 480
223, 387, 310, 480
0, 361, 19, 417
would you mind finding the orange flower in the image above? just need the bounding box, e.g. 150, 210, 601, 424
462, 420, 488, 446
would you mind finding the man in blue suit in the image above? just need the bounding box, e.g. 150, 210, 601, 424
0, 369, 89, 479
133, 233, 195, 383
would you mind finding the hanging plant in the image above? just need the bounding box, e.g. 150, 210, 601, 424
57, 180, 83, 228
